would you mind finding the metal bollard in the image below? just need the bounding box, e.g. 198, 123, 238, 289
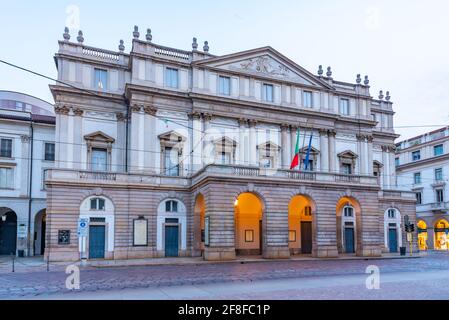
11, 253, 15, 273
47, 258, 49, 272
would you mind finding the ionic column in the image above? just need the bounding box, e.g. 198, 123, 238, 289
192, 112, 203, 171
73, 108, 84, 170
144, 105, 158, 173
203, 113, 213, 165
238, 118, 247, 165
382, 145, 389, 188
248, 119, 257, 165
328, 130, 336, 173
290, 125, 298, 165
319, 129, 329, 172
367, 135, 374, 175
281, 124, 289, 169
130, 104, 143, 172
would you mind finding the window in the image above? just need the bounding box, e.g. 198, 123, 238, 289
395, 158, 399, 166
343, 206, 354, 217
164, 147, 180, 176
220, 151, 231, 165
0, 167, 13, 189
165, 200, 178, 212
339, 99, 350, 115
303, 159, 314, 171
414, 172, 421, 184
260, 156, 273, 168
91, 148, 108, 171
302, 91, 313, 107
387, 209, 396, 219
412, 150, 421, 161
434, 144, 444, 156
342, 163, 352, 175
435, 168, 443, 181
90, 198, 105, 210
0, 138, 12, 158
262, 84, 274, 102
165, 67, 179, 88
436, 189, 444, 203
94, 68, 108, 90
416, 192, 422, 205
219, 76, 231, 95
44, 142, 55, 161
304, 206, 312, 216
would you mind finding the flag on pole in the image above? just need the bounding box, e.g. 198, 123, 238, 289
290, 128, 301, 169
304, 130, 313, 170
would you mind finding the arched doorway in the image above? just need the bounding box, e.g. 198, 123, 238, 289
34, 209, 46, 256
417, 220, 428, 251
434, 219, 449, 250
194, 194, 206, 256
336, 197, 361, 254
288, 195, 314, 255
234, 192, 263, 256
157, 198, 187, 257
0, 208, 17, 255
384, 208, 402, 253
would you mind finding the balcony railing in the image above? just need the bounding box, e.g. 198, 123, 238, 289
45, 164, 380, 189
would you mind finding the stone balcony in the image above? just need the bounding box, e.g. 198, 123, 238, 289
416, 202, 449, 213
45, 164, 380, 190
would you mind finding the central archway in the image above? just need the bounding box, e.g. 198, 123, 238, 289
336, 197, 361, 255
288, 195, 315, 255
234, 192, 263, 256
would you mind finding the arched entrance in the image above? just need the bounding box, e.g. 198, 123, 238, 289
417, 220, 428, 251
157, 198, 187, 257
0, 208, 17, 255
384, 208, 402, 253
336, 197, 361, 254
288, 195, 314, 255
234, 192, 263, 256
434, 219, 449, 250
34, 209, 46, 256
194, 194, 206, 256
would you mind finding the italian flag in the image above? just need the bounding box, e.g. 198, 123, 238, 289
290, 128, 300, 170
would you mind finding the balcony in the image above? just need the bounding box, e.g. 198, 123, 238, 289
430, 202, 449, 212
45, 164, 380, 190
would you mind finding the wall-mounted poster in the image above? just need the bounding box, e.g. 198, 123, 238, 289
204, 216, 210, 246
133, 218, 148, 246
58, 230, 70, 245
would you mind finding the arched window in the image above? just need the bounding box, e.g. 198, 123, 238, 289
90, 197, 105, 211
165, 200, 178, 212
387, 208, 396, 219
343, 206, 354, 217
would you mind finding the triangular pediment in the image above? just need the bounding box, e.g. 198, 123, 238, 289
213, 136, 237, 146
257, 140, 280, 150
84, 131, 115, 143
299, 146, 320, 154
194, 47, 333, 89
158, 130, 186, 142
338, 150, 358, 159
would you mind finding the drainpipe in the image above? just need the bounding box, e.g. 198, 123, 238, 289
27, 120, 34, 256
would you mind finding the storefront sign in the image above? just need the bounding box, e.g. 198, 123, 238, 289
17, 224, 27, 238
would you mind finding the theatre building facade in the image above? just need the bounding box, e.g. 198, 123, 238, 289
44, 27, 416, 262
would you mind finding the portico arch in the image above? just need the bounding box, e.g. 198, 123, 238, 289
234, 192, 264, 256
194, 193, 206, 256
0, 208, 17, 255
417, 220, 428, 251
384, 208, 402, 253
336, 196, 362, 255
33, 209, 46, 256
288, 195, 316, 255
434, 219, 449, 250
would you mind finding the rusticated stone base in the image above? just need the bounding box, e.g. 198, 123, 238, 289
204, 247, 236, 261
359, 246, 382, 257
262, 246, 290, 259
314, 246, 339, 258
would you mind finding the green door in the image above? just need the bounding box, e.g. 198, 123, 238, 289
389, 228, 398, 253
89, 225, 105, 259
165, 225, 179, 257
344, 227, 355, 253
0, 212, 17, 255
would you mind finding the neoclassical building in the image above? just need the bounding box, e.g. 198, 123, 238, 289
44, 26, 416, 262
396, 126, 449, 251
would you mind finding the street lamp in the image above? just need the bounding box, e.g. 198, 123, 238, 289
1, 214, 6, 222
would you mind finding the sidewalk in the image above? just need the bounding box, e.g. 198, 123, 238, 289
0, 252, 423, 273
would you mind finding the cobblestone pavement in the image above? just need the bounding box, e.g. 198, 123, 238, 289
1, 252, 448, 299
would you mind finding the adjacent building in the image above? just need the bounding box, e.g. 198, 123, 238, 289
44, 26, 416, 262
0, 91, 55, 257
396, 126, 449, 251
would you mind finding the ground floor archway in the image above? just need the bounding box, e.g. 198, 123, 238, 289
336, 197, 361, 254
234, 192, 263, 256
0, 208, 17, 255
417, 220, 428, 251
194, 194, 206, 255
288, 195, 314, 255
34, 209, 46, 256
434, 219, 449, 250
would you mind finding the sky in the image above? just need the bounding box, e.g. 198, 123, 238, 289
0, 0, 448, 140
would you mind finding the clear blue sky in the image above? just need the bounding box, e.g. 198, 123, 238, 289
1, 0, 448, 140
